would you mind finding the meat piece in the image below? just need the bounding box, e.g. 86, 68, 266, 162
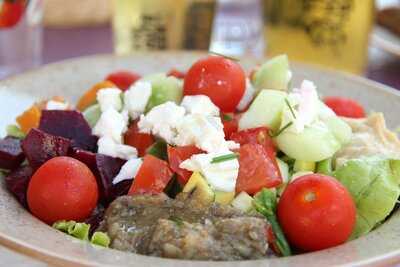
99, 194, 270, 260
0, 137, 25, 170
21, 129, 71, 170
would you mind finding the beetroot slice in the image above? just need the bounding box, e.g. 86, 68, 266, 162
0, 137, 25, 170
85, 205, 105, 235
4, 165, 33, 208
21, 129, 71, 170
70, 148, 96, 171
39, 110, 97, 151
95, 153, 130, 205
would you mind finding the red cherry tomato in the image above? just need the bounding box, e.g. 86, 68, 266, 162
167, 68, 186, 79
221, 113, 241, 138
324, 96, 365, 118
27, 157, 98, 224
105, 70, 141, 91
128, 155, 173, 195
124, 120, 155, 157
236, 143, 282, 194
230, 127, 276, 155
277, 174, 356, 252
167, 145, 203, 185
183, 56, 246, 112
0, 0, 25, 28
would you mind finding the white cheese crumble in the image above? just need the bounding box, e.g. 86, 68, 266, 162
97, 88, 123, 112
123, 81, 152, 120
281, 80, 320, 133
46, 100, 69, 110
236, 78, 256, 111
93, 108, 127, 143
181, 95, 219, 116
138, 101, 186, 144
113, 158, 143, 184
180, 152, 239, 192
97, 136, 137, 160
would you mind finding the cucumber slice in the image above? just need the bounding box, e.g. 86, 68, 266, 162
294, 160, 316, 172
276, 122, 341, 162
231, 192, 254, 212
238, 90, 287, 132
316, 158, 334, 176
324, 116, 352, 145
142, 73, 183, 112
252, 54, 291, 92
83, 104, 101, 128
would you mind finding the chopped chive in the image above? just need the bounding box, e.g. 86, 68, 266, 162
209, 51, 239, 62
169, 216, 184, 226
285, 98, 296, 119
269, 122, 293, 138
211, 153, 238, 164
222, 113, 233, 121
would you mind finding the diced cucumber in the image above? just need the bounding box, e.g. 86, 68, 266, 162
252, 54, 291, 92
6, 124, 26, 139
142, 73, 183, 111
238, 90, 287, 132
294, 160, 316, 172
316, 158, 333, 176
215, 191, 235, 205
183, 172, 215, 205
324, 116, 352, 145
231, 192, 254, 212
277, 158, 289, 183
276, 122, 341, 162
83, 104, 101, 128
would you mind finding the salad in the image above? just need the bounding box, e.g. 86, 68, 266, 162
1, 54, 400, 260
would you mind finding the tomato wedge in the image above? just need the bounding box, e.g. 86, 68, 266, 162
236, 143, 282, 194
105, 70, 141, 91
324, 96, 365, 118
124, 120, 155, 157
167, 69, 186, 79
221, 113, 241, 139
167, 145, 203, 185
128, 155, 173, 195
230, 127, 276, 155
0, 0, 26, 28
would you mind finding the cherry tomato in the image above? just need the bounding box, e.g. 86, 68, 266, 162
183, 56, 246, 112
105, 70, 141, 91
236, 143, 282, 194
167, 68, 186, 79
221, 113, 241, 138
277, 174, 356, 252
124, 120, 155, 157
0, 0, 25, 28
230, 127, 276, 155
128, 155, 173, 195
324, 96, 365, 118
27, 157, 98, 224
167, 145, 203, 185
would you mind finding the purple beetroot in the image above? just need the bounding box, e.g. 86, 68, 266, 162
0, 137, 25, 170
21, 128, 71, 170
4, 165, 33, 208
39, 110, 97, 151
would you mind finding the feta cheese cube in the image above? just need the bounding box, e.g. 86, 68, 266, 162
138, 101, 186, 144
93, 108, 128, 143
97, 136, 137, 160
181, 95, 219, 116
97, 88, 123, 112
180, 151, 239, 192
113, 158, 143, 184
124, 81, 152, 120
46, 100, 69, 110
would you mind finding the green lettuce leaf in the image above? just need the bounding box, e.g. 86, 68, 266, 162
334, 157, 400, 239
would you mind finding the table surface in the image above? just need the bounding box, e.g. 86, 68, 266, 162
42, 25, 400, 90
1, 24, 400, 266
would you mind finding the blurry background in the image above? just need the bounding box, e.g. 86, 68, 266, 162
0, 0, 400, 90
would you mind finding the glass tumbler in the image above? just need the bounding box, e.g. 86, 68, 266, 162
0, 0, 43, 79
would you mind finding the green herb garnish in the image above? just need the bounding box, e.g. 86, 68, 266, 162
269, 122, 293, 138
209, 51, 239, 62
285, 98, 296, 119
91, 231, 111, 247
222, 113, 233, 122
211, 153, 239, 164
6, 124, 26, 139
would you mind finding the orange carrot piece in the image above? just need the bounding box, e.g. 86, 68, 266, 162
16, 105, 42, 134
76, 80, 116, 111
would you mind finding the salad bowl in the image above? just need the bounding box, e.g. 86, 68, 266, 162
0, 52, 400, 266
